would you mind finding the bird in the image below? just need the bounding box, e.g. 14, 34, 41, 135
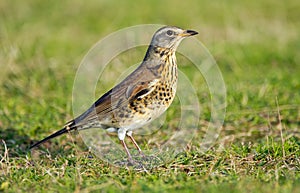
30, 26, 198, 164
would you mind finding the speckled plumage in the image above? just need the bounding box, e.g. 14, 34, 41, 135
30, 26, 198, 164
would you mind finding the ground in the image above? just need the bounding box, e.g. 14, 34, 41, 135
0, 0, 299, 192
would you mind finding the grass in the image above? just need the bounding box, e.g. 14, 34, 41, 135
0, 0, 299, 192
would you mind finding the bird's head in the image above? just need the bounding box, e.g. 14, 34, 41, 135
150, 26, 198, 50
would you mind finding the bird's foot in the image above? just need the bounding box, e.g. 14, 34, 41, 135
139, 151, 146, 158
127, 157, 136, 166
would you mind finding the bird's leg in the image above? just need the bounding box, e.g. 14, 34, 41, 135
118, 128, 134, 164
120, 140, 134, 164
127, 131, 145, 156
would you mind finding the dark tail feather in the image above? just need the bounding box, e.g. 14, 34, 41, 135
30, 120, 76, 149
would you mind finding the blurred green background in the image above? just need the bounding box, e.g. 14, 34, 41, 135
0, 0, 299, 192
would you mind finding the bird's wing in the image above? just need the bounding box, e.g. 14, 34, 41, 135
73, 62, 160, 126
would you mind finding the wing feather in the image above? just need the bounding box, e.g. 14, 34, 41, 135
73, 62, 160, 126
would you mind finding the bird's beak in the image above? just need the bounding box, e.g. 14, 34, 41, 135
179, 30, 198, 37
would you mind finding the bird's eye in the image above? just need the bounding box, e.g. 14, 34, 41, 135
166, 30, 174, 36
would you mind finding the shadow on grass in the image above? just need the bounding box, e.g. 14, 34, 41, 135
0, 127, 33, 158
0, 127, 87, 160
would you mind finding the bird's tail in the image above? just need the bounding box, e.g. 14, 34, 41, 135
29, 120, 76, 149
